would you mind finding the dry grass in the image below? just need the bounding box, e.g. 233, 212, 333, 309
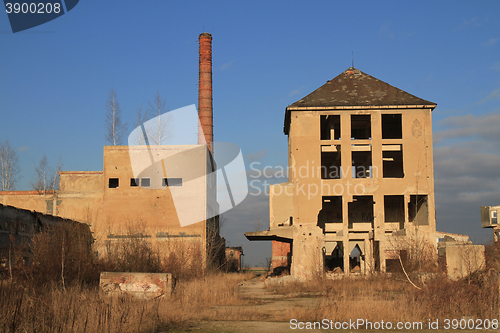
265, 270, 500, 323
0, 272, 255, 333
3, 225, 500, 332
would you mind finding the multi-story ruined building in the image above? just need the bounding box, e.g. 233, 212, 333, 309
246, 67, 437, 279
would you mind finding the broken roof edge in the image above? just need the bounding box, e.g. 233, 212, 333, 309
283, 103, 437, 135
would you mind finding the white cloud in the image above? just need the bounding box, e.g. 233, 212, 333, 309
485, 37, 499, 47
477, 88, 500, 104
288, 85, 306, 97
433, 112, 500, 242
491, 62, 500, 72
218, 60, 234, 71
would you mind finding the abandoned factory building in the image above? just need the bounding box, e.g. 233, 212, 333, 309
0, 33, 223, 270
246, 67, 437, 279
0, 145, 221, 268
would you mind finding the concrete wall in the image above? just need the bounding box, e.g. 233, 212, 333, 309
270, 107, 437, 278
0, 145, 219, 270
438, 242, 486, 281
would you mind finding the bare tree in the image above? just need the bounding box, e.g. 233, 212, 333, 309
32, 154, 49, 193
147, 91, 171, 145
0, 139, 20, 191
50, 157, 64, 190
105, 88, 127, 145
131, 105, 149, 145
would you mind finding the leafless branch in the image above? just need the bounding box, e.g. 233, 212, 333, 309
105, 88, 127, 145
32, 154, 49, 193
0, 139, 21, 191
147, 91, 171, 145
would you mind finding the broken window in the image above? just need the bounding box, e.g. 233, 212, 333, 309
384, 195, 405, 229
324, 242, 343, 272
318, 196, 342, 232
348, 195, 374, 229
130, 178, 139, 187
141, 178, 150, 187
351, 114, 371, 139
352, 144, 372, 178
492, 211, 498, 225
320, 115, 341, 140
408, 195, 429, 225
382, 114, 402, 139
383, 144, 404, 178
321, 145, 341, 179
108, 178, 119, 188
162, 178, 183, 186
349, 244, 362, 272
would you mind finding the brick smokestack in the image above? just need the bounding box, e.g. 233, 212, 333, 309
198, 33, 213, 152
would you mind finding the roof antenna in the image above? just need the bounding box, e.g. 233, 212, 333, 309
351, 51, 354, 69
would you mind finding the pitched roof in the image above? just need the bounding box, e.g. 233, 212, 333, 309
284, 67, 436, 134
288, 67, 436, 108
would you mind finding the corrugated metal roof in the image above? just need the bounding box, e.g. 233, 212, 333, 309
288, 67, 435, 108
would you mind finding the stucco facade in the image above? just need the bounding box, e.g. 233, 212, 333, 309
246, 67, 437, 279
0, 145, 221, 269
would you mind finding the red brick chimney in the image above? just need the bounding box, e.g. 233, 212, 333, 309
198, 33, 213, 153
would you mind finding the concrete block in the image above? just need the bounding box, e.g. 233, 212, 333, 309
100, 272, 172, 298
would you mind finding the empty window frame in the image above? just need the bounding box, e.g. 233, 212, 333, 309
351, 114, 371, 140
108, 178, 119, 188
320, 115, 341, 140
352, 144, 372, 178
318, 196, 343, 231
408, 195, 429, 226
348, 195, 374, 229
384, 195, 405, 229
492, 211, 498, 225
382, 114, 402, 139
321, 145, 341, 179
383, 144, 404, 178
130, 178, 139, 187
162, 178, 183, 186
141, 178, 151, 187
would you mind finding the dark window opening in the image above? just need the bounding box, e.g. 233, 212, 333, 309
408, 195, 429, 226
352, 145, 372, 178
492, 211, 498, 225
384, 195, 405, 229
386, 250, 407, 273
374, 241, 380, 272
321, 145, 341, 179
320, 115, 341, 140
162, 178, 183, 186
130, 178, 139, 187
351, 114, 371, 139
382, 114, 402, 139
349, 244, 362, 272
318, 196, 342, 232
108, 178, 119, 188
348, 195, 374, 229
324, 242, 344, 272
383, 144, 404, 178
141, 178, 150, 187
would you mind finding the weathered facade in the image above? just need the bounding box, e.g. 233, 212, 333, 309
0, 145, 221, 269
0, 203, 92, 265
246, 67, 437, 279
0, 33, 224, 271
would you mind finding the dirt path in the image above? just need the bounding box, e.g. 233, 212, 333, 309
169, 276, 322, 333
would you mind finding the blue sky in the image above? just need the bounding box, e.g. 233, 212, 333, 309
1, 1, 500, 266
